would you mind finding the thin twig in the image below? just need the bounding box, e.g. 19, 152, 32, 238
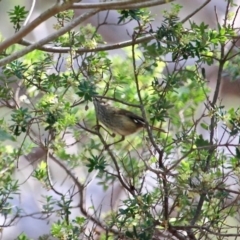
180, 0, 211, 24
23, 0, 36, 26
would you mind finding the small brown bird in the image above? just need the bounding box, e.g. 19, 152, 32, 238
93, 97, 165, 140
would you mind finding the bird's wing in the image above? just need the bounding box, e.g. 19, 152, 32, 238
115, 109, 145, 125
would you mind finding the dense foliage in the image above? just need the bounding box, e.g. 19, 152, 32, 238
0, 0, 240, 239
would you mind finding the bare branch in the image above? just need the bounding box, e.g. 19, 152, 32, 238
72, 0, 175, 10
0, 0, 77, 53
19, 33, 154, 54
0, 8, 100, 67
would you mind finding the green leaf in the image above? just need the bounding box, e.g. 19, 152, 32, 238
8, 5, 28, 31
118, 9, 144, 24
86, 154, 107, 172
76, 79, 97, 101
0, 129, 15, 141
195, 134, 209, 147
200, 123, 209, 130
